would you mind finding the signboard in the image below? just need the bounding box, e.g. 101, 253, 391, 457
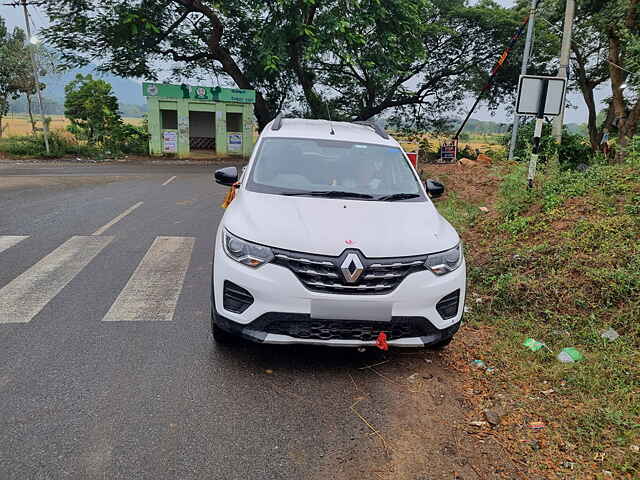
516, 75, 566, 116
163, 131, 177, 153
440, 141, 457, 163
228, 133, 242, 153
142, 83, 256, 104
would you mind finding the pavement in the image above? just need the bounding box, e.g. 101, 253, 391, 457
0, 161, 516, 480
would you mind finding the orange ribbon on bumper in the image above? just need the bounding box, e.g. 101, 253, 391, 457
221, 182, 240, 209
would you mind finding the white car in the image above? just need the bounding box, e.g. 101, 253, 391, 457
211, 116, 465, 349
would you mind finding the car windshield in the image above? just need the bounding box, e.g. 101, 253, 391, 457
245, 138, 424, 200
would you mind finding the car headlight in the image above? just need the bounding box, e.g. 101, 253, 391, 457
223, 230, 274, 268
425, 243, 463, 275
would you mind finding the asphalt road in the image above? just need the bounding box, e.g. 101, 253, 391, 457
0, 161, 515, 480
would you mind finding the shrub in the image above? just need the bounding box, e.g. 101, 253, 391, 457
0, 131, 97, 158
502, 121, 593, 169
106, 123, 149, 155
458, 144, 478, 160
624, 136, 640, 166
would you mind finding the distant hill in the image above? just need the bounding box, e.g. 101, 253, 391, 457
41, 65, 145, 106
8, 64, 148, 117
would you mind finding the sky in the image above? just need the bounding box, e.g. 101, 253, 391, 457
0, 1, 607, 125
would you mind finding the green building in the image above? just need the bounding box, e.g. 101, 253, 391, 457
143, 82, 256, 158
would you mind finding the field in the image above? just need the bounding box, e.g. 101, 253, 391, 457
1, 114, 143, 137
395, 132, 505, 156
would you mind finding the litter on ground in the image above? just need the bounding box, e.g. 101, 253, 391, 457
470, 420, 489, 427
471, 359, 486, 369
600, 327, 620, 342
523, 338, 545, 352
556, 347, 584, 363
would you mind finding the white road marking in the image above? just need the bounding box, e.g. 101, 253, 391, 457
91, 202, 143, 236
0, 236, 28, 254
102, 236, 195, 322
0, 236, 113, 324
162, 175, 177, 186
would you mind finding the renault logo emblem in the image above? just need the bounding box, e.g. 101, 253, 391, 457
340, 253, 364, 283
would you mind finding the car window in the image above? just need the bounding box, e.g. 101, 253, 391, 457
245, 138, 424, 200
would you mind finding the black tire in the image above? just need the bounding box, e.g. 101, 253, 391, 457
211, 310, 237, 344
211, 321, 236, 344
428, 335, 453, 350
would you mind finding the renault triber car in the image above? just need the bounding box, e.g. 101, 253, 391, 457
211, 115, 465, 348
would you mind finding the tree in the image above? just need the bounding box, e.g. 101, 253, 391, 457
9, 27, 51, 134
533, 0, 639, 161
41, 0, 523, 130
64, 74, 122, 144
0, 20, 30, 137
605, 0, 640, 163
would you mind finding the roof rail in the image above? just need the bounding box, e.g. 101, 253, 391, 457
271, 112, 283, 131
352, 120, 389, 140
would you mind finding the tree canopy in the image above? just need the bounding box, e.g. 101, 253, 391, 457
0, 20, 34, 136
64, 74, 122, 144
40, 0, 522, 130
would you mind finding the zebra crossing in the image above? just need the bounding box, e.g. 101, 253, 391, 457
0, 235, 196, 324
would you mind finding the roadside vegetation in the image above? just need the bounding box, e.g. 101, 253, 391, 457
0, 74, 149, 159
427, 151, 640, 478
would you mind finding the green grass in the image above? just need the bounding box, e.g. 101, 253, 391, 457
439, 162, 640, 476
433, 192, 480, 233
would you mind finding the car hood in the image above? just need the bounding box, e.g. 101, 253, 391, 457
223, 190, 459, 257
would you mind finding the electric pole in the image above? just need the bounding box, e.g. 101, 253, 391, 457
508, 0, 538, 161
551, 0, 575, 143
21, 0, 50, 154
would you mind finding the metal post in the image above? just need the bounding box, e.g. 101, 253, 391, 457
21, 0, 50, 154
508, 0, 538, 161
551, 0, 575, 143
528, 79, 549, 188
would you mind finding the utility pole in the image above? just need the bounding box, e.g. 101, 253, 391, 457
508, 0, 538, 161
551, 0, 575, 143
21, 0, 50, 154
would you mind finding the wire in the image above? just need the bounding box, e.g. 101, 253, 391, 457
30, 4, 47, 30
539, 16, 637, 79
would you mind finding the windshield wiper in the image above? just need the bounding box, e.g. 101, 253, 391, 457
282, 190, 374, 199
377, 193, 421, 201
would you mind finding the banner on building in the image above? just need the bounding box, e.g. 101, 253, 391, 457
163, 131, 177, 153
228, 133, 242, 153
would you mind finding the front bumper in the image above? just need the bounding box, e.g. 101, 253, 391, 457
213, 230, 466, 347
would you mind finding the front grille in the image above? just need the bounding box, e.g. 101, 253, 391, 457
436, 289, 460, 319
271, 248, 427, 295
223, 281, 254, 313
262, 317, 436, 341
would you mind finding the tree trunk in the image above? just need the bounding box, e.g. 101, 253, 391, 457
608, 0, 639, 163
0, 114, 3, 139
26, 94, 36, 134
207, 46, 274, 130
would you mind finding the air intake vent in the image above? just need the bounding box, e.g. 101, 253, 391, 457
436, 290, 460, 320
223, 281, 254, 314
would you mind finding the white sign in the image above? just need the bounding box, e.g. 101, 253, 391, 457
516, 75, 567, 116
163, 131, 177, 153
228, 133, 242, 153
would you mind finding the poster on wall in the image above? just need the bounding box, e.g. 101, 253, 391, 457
163, 131, 177, 153
228, 133, 242, 153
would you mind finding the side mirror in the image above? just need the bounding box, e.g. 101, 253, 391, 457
425, 179, 445, 198
214, 166, 238, 186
